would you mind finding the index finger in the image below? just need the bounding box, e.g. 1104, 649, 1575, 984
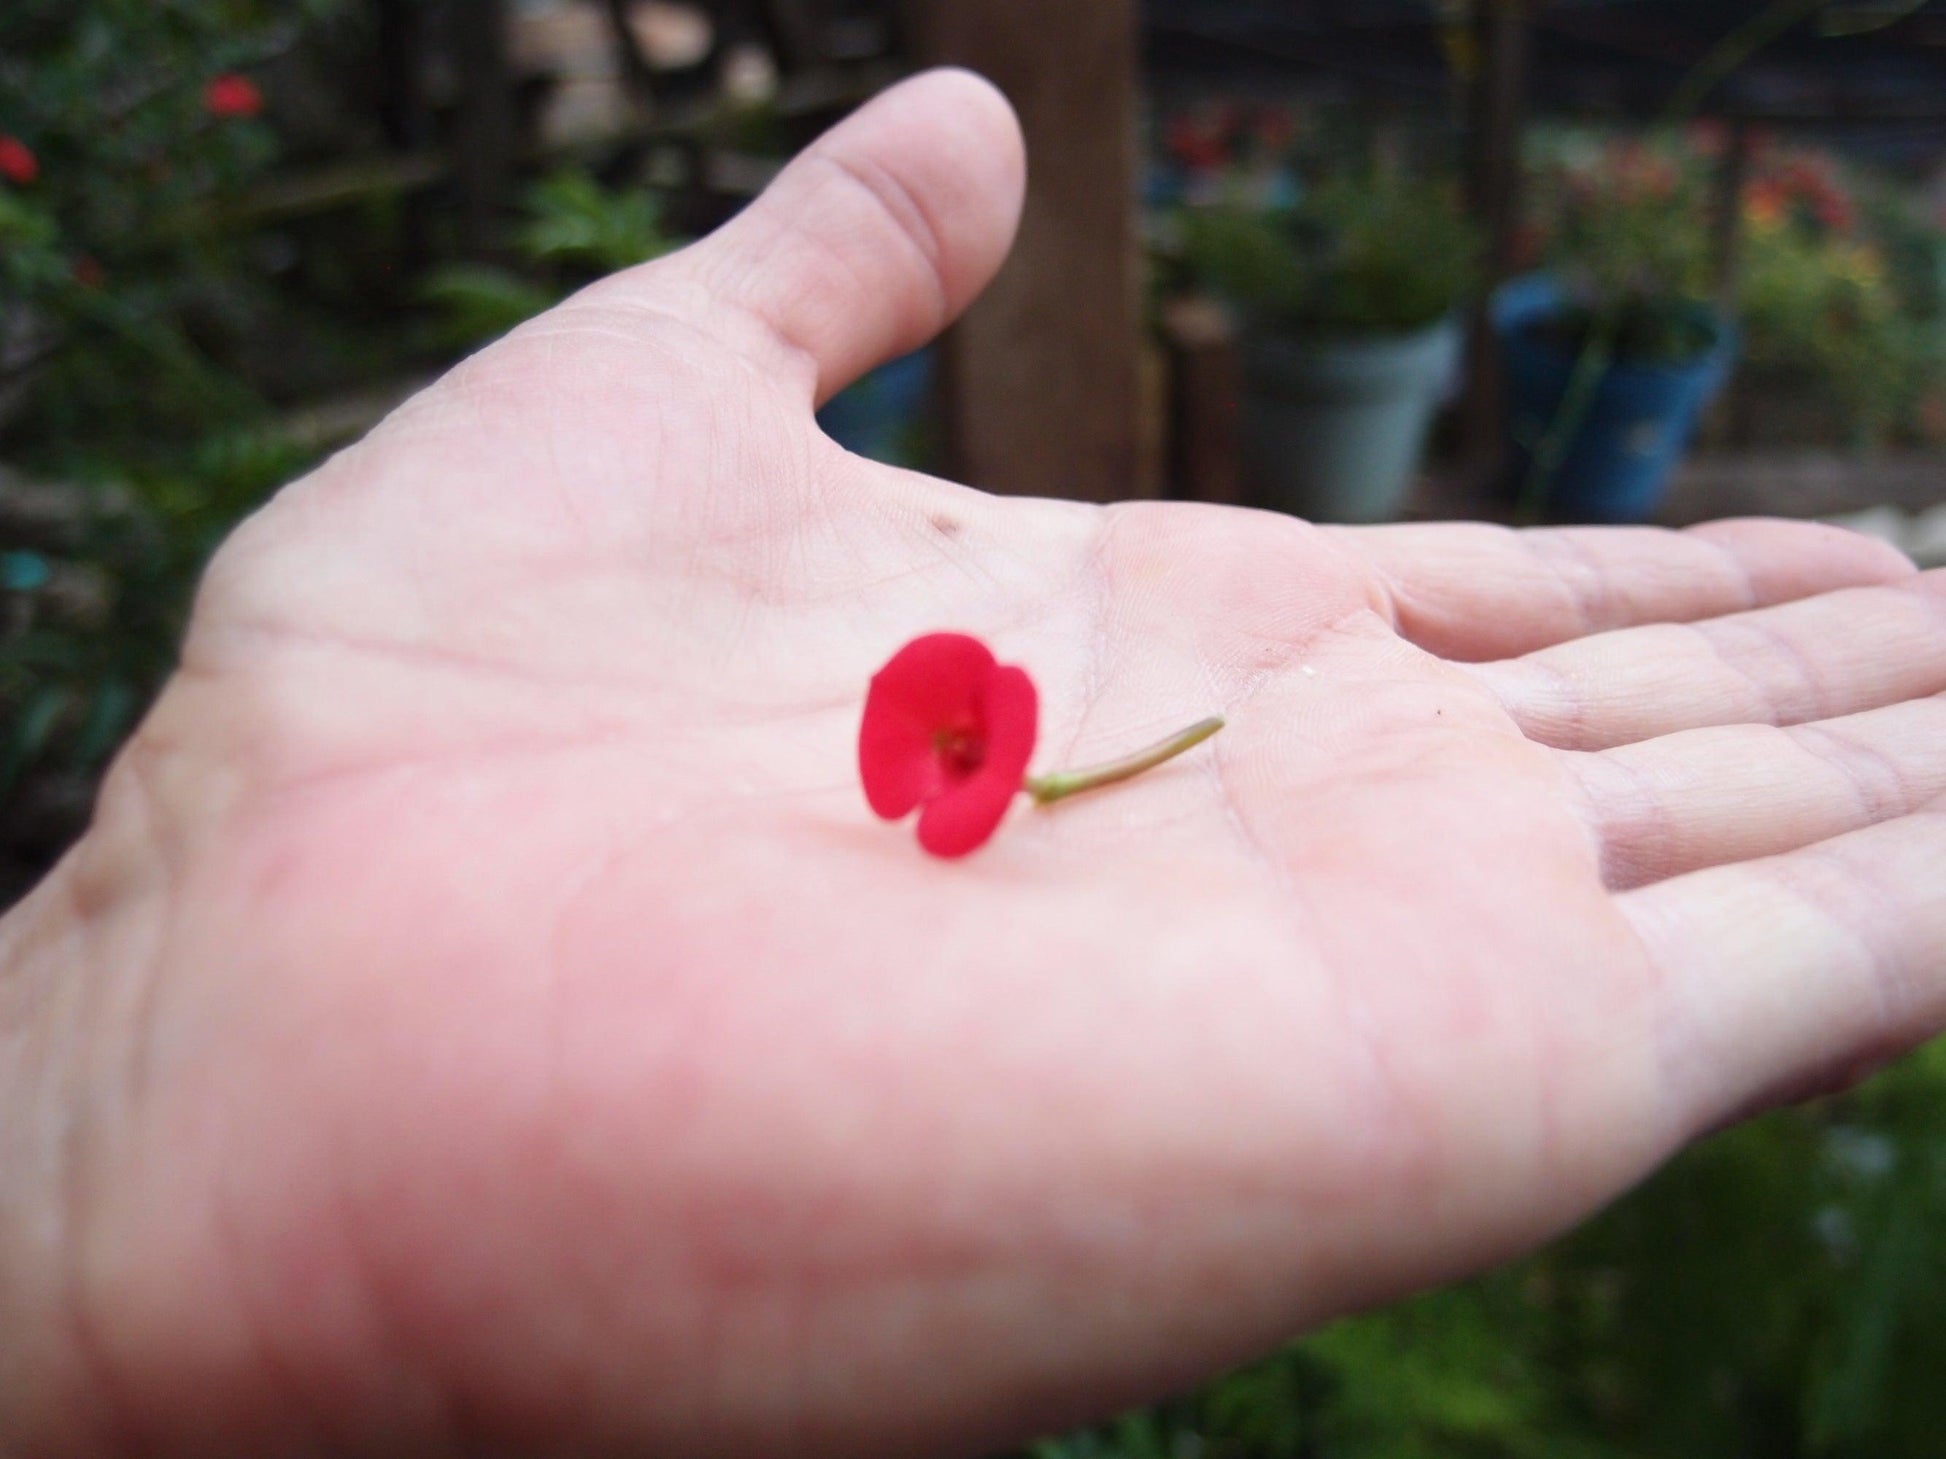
1336, 518, 1914, 662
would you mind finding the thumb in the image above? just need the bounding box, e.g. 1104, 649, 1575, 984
670, 67, 1026, 405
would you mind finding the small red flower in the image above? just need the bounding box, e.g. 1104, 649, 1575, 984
860, 635, 1226, 858
70, 255, 104, 289
205, 74, 265, 120
0, 136, 38, 186
1165, 115, 1224, 173
859, 633, 1038, 859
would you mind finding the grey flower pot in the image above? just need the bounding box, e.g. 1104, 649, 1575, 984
1240, 315, 1462, 524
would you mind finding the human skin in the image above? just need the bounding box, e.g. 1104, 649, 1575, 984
2, 69, 1944, 1458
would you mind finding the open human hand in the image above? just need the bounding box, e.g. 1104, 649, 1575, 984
3, 70, 1944, 1458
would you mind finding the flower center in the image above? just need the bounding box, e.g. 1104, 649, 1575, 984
933, 725, 986, 779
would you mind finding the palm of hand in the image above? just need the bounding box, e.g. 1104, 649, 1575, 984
8, 73, 1945, 1458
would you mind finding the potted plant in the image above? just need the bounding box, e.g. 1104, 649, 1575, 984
1500, 137, 1737, 522
1179, 170, 1479, 523
1729, 150, 1924, 449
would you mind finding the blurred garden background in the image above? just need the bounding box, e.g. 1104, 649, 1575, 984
3, 2, 1944, 1454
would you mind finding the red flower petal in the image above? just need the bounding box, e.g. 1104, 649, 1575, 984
914, 665, 1036, 858
858, 633, 996, 820
916, 764, 1019, 857
977, 662, 1038, 781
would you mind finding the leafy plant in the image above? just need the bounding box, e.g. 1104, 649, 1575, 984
1178, 170, 1480, 337
1526, 136, 1719, 363
1739, 223, 1909, 441
0, 0, 341, 456
419, 264, 558, 350
1, 429, 317, 812
1735, 152, 1934, 445
1009, 1040, 1946, 1459
1524, 128, 1946, 439
421, 168, 679, 347
516, 169, 672, 273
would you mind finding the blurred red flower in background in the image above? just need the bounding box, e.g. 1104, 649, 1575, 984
0, 136, 39, 185
204, 74, 264, 120
1165, 113, 1228, 173
1747, 155, 1856, 234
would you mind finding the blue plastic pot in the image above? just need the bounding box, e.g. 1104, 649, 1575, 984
816, 348, 933, 465
1493, 275, 1737, 524
1240, 315, 1463, 524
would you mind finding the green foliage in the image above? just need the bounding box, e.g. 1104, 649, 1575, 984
1739, 221, 1910, 442
1012, 1041, 1946, 1459
1178, 172, 1480, 338
0, 0, 339, 455
2, 1, 336, 827
1, 8, 682, 873
516, 169, 672, 274
1733, 160, 1939, 446
421, 169, 678, 347
1557, 1043, 1946, 1459
418, 264, 559, 351
2, 427, 319, 801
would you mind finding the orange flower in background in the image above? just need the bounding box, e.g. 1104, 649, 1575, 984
1744, 153, 1858, 235
0, 135, 38, 186
205, 73, 265, 120
1746, 178, 1789, 228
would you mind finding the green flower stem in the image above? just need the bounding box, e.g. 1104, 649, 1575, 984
1024, 717, 1225, 807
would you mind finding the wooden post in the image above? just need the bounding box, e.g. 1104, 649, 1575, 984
375, 0, 433, 274
1706, 118, 1755, 450
909, 0, 1150, 502
1159, 296, 1244, 505
375, 0, 432, 151
1710, 117, 1754, 310
1459, 0, 1537, 486
449, 0, 515, 258
1469, 1, 1535, 279
602, 0, 658, 109
760, 0, 825, 75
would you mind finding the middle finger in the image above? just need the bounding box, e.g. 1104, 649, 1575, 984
1470, 569, 1946, 752
1563, 692, 1946, 890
